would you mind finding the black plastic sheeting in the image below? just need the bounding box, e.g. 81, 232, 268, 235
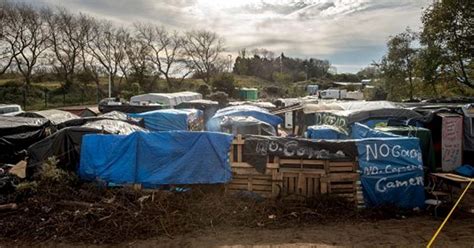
17, 109, 79, 126
0, 116, 51, 164
99, 104, 165, 114
220, 116, 276, 136
27, 119, 147, 177
243, 135, 357, 173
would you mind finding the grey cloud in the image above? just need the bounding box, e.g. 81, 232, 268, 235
19, 0, 431, 72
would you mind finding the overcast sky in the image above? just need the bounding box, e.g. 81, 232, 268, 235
23, 0, 431, 73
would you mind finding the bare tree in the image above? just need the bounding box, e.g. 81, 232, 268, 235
45, 8, 90, 90
76, 14, 106, 101
87, 20, 128, 97
123, 36, 153, 85
0, 1, 21, 75
135, 23, 190, 89
183, 30, 225, 84
3, 3, 50, 86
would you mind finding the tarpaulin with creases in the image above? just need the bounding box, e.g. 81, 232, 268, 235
356, 137, 425, 209
79, 131, 233, 186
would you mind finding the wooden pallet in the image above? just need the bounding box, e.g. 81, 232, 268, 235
227, 136, 362, 204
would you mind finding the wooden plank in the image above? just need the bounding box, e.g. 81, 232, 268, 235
280, 168, 326, 175
329, 173, 358, 182
330, 184, 355, 189
279, 159, 325, 165
329, 167, 354, 172
231, 178, 272, 185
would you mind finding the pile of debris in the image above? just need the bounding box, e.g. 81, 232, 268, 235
0, 159, 365, 245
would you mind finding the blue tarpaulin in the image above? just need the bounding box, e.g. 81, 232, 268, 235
128, 109, 202, 131
351, 122, 400, 139
356, 137, 425, 209
79, 131, 233, 186
207, 105, 282, 131
307, 125, 348, 140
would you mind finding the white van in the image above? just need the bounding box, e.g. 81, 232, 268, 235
0, 104, 23, 116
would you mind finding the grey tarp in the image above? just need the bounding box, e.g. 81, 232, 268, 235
220, 116, 276, 136
17, 109, 79, 126
27, 119, 146, 177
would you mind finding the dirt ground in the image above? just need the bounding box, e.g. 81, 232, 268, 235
6, 215, 473, 248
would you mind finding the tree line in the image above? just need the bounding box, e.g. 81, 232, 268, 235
0, 1, 226, 102
376, 0, 472, 101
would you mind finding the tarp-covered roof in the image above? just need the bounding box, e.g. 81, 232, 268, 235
1, 116, 51, 164
303, 101, 399, 114
129, 109, 202, 131
220, 116, 276, 136
0, 116, 50, 135
18, 109, 79, 125
27, 119, 146, 176
58, 111, 143, 129
207, 105, 283, 131
130, 91, 202, 107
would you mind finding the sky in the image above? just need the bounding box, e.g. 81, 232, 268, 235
22, 0, 431, 73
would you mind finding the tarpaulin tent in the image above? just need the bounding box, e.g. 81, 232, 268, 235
130, 91, 202, 107
79, 131, 233, 186
0, 116, 51, 164
306, 108, 423, 133
128, 109, 203, 131
207, 105, 283, 131
175, 99, 219, 123
58, 111, 144, 129
17, 109, 79, 126
27, 119, 146, 176
220, 116, 276, 136
306, 125, 348, 140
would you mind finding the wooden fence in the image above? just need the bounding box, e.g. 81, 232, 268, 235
227, 135, 364, 206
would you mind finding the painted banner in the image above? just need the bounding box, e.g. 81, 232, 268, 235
243, 135, 357, 173
441, 114, 463, 171
356, 137, 425, 209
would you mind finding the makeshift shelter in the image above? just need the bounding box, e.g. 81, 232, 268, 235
27, 119, 146, 176
79, 131, 233, 186
228, 101, 276, 110
130, 91, 202, 107
219, 116, 276, 136
207, 105, 283, 132
17, 109, 79, 127
128, 109, 203, 131
58, 111, 144, 129
58, 106, 99, 117
299, 101, 422, 135
175, 99, 219, 123
0, 116, 51, 164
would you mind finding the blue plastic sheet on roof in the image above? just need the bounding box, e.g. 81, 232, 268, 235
207, 105, 282, 131
351, 122, 400, 139
356, 137, 425, 209
79, 131, 233, 186
306, 125, 348, 140
128, 109, 201, 131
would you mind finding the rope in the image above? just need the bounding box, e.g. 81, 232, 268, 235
427, 180, 473, 247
